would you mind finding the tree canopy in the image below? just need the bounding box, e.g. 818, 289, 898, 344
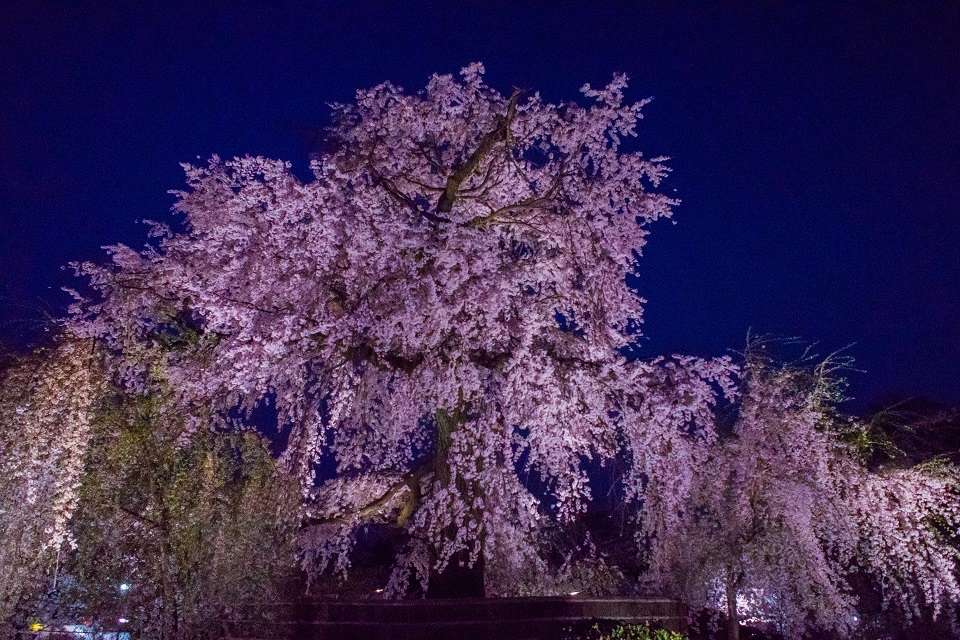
1, 64, 958, 640
69, 63, 735, 596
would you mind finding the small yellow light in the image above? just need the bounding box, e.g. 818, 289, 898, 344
29, 622, 44, 632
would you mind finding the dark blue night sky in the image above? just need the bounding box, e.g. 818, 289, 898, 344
2, 2, 958, 414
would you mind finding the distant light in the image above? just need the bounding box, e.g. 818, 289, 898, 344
119, 583, 130, 592
568, 591, 580, 596
118, 618, 129, 624
374, 589, 384, 593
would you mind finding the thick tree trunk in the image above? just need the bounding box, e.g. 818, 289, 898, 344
726, 567, 740, 640
426, 398, 486, 598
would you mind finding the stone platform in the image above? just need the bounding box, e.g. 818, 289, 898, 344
225, 596, 687, 640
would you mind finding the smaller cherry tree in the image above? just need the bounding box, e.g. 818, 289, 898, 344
656, 345, 960, 640
67, 384, 301, 640
0, 339, 101, 631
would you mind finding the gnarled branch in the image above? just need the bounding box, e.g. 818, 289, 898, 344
436, 91, 520, 214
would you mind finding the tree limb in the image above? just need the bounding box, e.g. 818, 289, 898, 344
436, 91, 520, 214
301, 460, 434, 528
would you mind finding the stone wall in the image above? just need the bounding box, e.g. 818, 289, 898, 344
224, 596, 687, 640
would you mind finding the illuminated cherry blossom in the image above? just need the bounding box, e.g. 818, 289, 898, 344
70, 64, 733, 594
659, 350, 960, 639
64, 65, 959, 633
